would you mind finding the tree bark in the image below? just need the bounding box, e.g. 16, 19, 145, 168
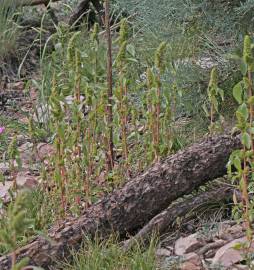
0, 135, 241, 269
122, 185, 234, 251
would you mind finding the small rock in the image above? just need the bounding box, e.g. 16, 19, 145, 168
175, 234, 204, 256
16, 172, 38, 189
19, 142, 54, 164
212, 237, 254, 268
181, 253, 202, 270
19, 142, 33, 152
16, 134, 29, 145
156, 248, 172, 257
180, 261, 201, 270
215, 222, 231, 238
37, 143, 54, 161
0, 162, 10, 175
219, 224, 245, 241
0, 181, 13, 203
19, 142, 34, 165
186, 224, 195, 233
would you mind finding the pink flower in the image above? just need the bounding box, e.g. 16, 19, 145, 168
0, 127, 5, 134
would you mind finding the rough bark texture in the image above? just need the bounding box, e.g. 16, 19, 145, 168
0, 135, 241, 269
122, 186, 234, 250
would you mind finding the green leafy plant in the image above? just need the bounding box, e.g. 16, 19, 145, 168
49, 73, 68, 215
203, 67, 224, 134
35, 8, 184, 219
228, 35, 254, 244
146, 42, 168, 161
0, 191, 34, 269
115, 18, 129, 168
7, 135, 21, 190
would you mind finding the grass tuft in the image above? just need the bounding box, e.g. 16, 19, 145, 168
0, 0, 19, 61
61, 236, 157, 270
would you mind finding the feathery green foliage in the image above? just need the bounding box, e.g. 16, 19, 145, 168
0, 191, 34, 269
203, 67, 224, 134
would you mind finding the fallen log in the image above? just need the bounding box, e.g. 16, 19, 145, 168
122, 185, 234, 251
0, 135, 241, 269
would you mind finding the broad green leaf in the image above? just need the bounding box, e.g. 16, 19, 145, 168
242, 132, 251, 149
233, 81, 243, 104
240, 60, 247, 76
233, 156, 242, 171
236, 111, 244, 123
238, 103, 249, 121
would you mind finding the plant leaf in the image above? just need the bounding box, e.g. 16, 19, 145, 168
233, 81, 243, 104
242, 132, 251, 149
